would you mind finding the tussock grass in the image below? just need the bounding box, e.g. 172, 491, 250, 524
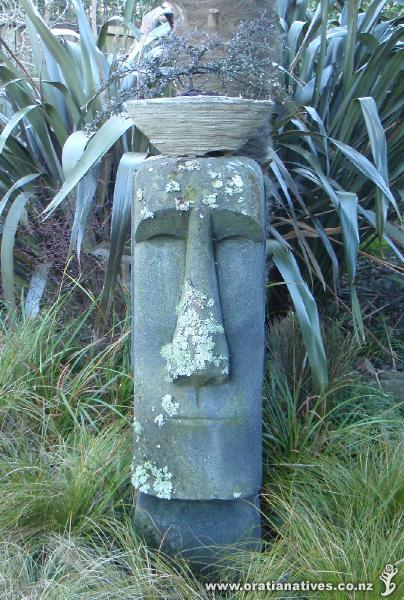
263, 441, 403, 594
0, 299, 402, 598
0, 294, 132, 436
0, 533, 208, 599
0, 424, 132, 540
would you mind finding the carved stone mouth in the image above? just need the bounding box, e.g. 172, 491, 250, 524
171, 416, 228, 421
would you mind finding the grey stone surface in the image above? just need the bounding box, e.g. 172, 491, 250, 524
134, 492, 261, 569
124, 96, 272, 156
131, 155, 266, 558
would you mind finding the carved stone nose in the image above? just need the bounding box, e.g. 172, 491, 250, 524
161, 208, 230, 386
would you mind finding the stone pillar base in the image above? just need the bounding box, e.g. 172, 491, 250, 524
134, 493, 261, 570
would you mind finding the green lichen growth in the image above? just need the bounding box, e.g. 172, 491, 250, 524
160, 280, 226, 380
183, 185, 197, 204
174, 186, 198, 212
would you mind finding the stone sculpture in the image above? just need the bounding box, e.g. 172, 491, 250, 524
127, 96, 268, 566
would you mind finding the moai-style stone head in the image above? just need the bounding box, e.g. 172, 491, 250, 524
132, 156, 266, 504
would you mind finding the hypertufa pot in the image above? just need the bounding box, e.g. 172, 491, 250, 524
124, 95, 272, 157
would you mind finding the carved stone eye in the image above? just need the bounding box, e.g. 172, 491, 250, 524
147, 233, 182, 242
215, 234, 248, 243
135, 211, 189, 242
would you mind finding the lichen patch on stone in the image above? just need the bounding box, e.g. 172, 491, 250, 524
165, 179, 181, 193
133, 419, 143, 443
133, 420, 142, 435
212, 179, 224, 189
202, 193, 218, 208
161, 394, 179, 417
133, 419, 143, 444
136, 188, 144, 202
152, 466, 173, 499
224, 174, 244, 198
231, 174, 244, 189
154, 413, 165, 427
175, 197, 190, 211
132, 463, 150, 494
147, 155, 167, 162
139, 207, 154, 220
132, 460, 173, 499
178, 159, 201, 172
160, 280, 225, 380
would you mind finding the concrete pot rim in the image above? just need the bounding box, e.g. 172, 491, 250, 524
124, 95, 273, 107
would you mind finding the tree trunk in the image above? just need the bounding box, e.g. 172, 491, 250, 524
172, 0, 277, 39
171, 0, 279, 99
91, 0, 98, 35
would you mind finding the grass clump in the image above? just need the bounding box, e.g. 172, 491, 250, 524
0, 424, 131, 539
0, 532, 207, 599
0, 293, 132, 437
263, 441, 403, 595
